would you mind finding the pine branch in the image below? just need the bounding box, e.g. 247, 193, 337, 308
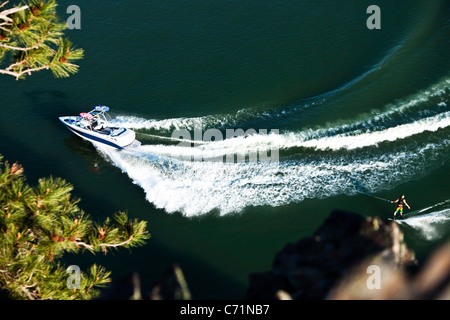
0, 0, 83, 80
0, 39, 41, 51
0, 156, 150, 299
0, 4, 28, 22
73, 237, 135, 250
0, 64, 49, 79
0, 21, 12, 31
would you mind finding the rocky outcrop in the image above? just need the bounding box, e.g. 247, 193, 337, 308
247, 210, 418, 300
98, 210, 450, 300
328, 241, 450, 300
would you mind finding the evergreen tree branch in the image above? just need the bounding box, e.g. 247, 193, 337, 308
73, 237, 135, 250
0, 40, 40, 51
0, 156, 150, 299
0, 1, 10, 9
0, 4, 28, 22
0, 21, 12, 32
0, 64, 49, 79
0, 0, 83, 80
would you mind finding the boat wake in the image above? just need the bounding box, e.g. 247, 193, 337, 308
95, 137, 448, 216
395, 200, 450, 241
97, 78, 449, 216
110, 76, 450, 135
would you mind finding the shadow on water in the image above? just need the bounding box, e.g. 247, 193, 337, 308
24, 90, 71, 116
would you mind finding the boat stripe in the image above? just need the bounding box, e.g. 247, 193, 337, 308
66, 125, 124, 149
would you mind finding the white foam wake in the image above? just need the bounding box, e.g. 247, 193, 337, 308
111, 113, 235, 132
135, 111, 450, 161
397, 209, 450, 241
96, 140, 448, 216
296, 111, 450, 151
110, 76, 449, 135
99, 78, 449, 216
109, 77, 450, 156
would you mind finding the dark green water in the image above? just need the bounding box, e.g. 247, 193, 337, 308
1, 1, 449, 299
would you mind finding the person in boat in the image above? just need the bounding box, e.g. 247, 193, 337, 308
90, 119, 98, 130
391, 194, 410, 218
89, 117, 104, 131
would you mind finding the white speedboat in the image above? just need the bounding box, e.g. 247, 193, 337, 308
59, 106, 141, 149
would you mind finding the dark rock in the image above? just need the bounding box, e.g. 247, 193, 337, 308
247, 210, 417, 300
328, 241, 450, 300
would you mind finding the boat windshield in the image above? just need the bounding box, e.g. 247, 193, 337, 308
86, 106, 111, 123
